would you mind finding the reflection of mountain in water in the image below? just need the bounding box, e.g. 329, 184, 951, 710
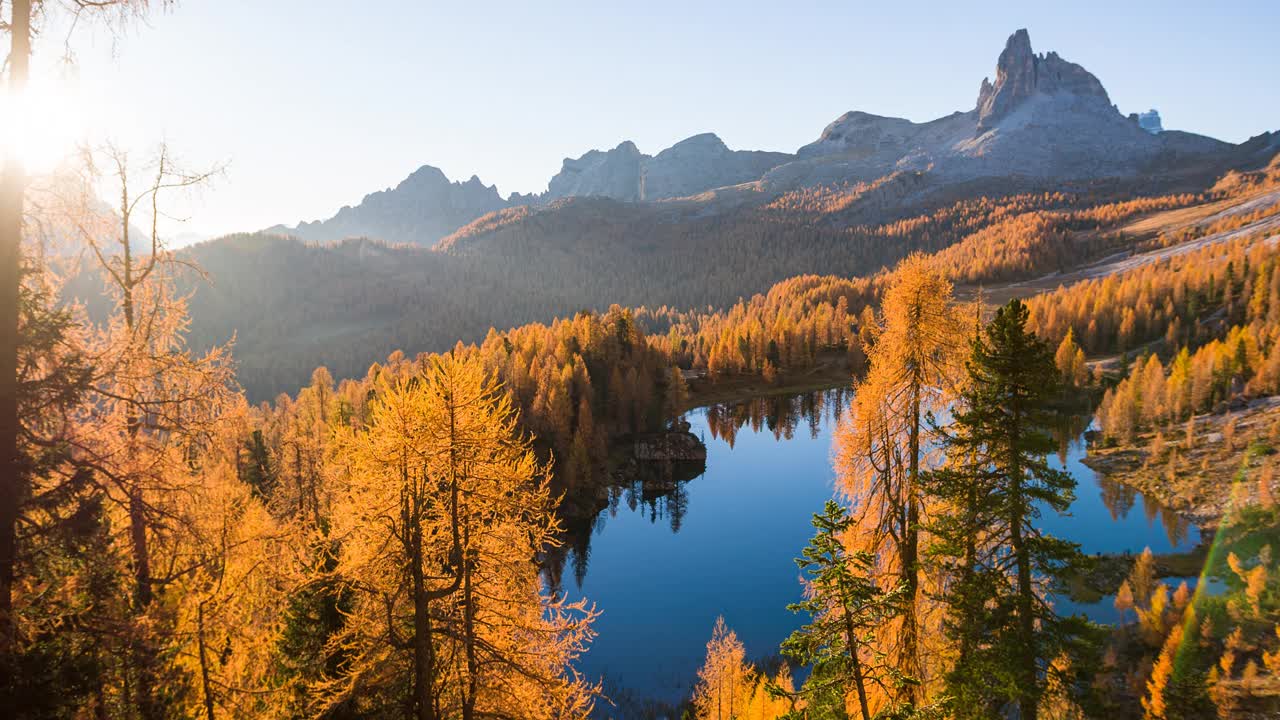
542, 388, 853, 593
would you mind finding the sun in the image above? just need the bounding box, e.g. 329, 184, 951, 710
0, 83, 87, 176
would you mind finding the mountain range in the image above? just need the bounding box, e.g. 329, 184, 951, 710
81, 28, 1278, 402
265, 29, 1251, 248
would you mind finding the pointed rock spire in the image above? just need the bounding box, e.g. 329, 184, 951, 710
975, 29, 1111, 131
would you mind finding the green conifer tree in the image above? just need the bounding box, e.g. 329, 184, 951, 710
930, 299, 1103, 720
782, 500, 906, 720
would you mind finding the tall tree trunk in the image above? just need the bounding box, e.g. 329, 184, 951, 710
411, 526, 435, 720
409, 471, 437, 720
197, 601, 216, 720
843, 597, 872, 720
461, 521, 478, 720
294, 444, 303, 518
900, 379, 922, 707
120, 251, 160, 720
1009, 437, 1038, 720
956, 479, 980, 671
0, 0, 32, 655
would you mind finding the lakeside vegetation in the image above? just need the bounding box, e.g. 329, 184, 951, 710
12, 143, 1280, 719
5, 3, 1280, 719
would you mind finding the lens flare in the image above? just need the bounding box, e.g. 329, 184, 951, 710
0, 82, 86, 175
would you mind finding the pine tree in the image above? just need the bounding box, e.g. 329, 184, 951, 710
0, 261, 105, 717
782, 500, 907, 720
930, 299, 1102, 720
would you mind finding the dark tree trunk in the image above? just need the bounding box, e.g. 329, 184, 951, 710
412, 520, 435, 720
197, 601, 216, 720
461, 521, 478, 720
0, 0, 32, 655
406, 462, 437, 720
900, 380, 922, 707
1009, 424, 1038, 720
844, 600, 872, 720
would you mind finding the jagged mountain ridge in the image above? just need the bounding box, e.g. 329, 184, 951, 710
264, 29, 1248, 248
775, 28, 1230, 187
265, 165, 508, 246
269, 132, 793, 245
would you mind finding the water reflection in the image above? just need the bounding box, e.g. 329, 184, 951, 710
1045, 413, 1195, 551
546, 388, 1196, 593
544, 388, 852, 594
545, 457, 704, 594
704, 388, 852, 447
550, 387, 1209, 704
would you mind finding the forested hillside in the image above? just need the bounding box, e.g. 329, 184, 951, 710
13, 3, 1280, 719
87, 157, 1277, 402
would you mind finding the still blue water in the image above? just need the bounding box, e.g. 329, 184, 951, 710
560, 390, 1207, 705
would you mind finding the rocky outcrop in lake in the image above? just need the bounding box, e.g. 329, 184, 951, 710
631, 426, 708, 463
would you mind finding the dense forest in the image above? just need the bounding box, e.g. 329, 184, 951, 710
67, 169, 1258, 402
8, 3, 1280, 719
14, 148, 1280, 717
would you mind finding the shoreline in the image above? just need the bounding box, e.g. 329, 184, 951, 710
1081, 395, 1280, 530
684, 360, 853, 411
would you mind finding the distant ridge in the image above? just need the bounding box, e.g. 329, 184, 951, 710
263, 29, 1256, 248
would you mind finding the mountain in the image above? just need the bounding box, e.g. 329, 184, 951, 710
268, 133, 790, 245
165, 29, 1278, 401
264, 29, 1243, 248
267, 165, 509, 246
642, 133, 791, 200
777, 28, 1230, 186
543, 141, 646, 202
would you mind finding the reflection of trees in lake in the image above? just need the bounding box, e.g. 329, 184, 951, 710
1054, 410, 1193, 548
1161, 505, 1190, 547
1096, 470, 1191, 547
543, 456, 705, 594
1049, 412, 1092, 467
704, 388, 851, 446
542, 388, 850, 592
1098, 475, 1137, 521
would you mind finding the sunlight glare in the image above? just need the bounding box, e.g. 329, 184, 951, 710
0, 82, 88, 176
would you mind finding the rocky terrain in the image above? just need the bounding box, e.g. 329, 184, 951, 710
266, 165, 508, 246
1083, 397, 1280, 527
264, 29, 1262, 248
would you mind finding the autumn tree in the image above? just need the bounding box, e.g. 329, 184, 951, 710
834, 253, 964, 707
693, 616, 755, 720
55, 143, 237, 718
1054, 328, 1088, 387
164, 415, 295, 719
323, 354, 597, 719
665, 365, 689, 420
743, 667, 799, 720
1, 0, 172, 663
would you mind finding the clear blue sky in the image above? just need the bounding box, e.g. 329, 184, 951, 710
40, 0, 1280, 238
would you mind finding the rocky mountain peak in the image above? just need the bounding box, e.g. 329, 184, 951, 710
976, 29, 1110, 131
662, 133, 730, 155
643, 133, 790, 199
546, 141, 647, 202
275, 165, 509, 246
401, 164, 450, 186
